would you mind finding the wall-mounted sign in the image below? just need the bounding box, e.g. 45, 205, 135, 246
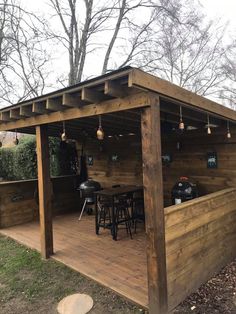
87, 155, 93, 166
11, 194, 24, 202
111, 154, 119, 162
162, 154, 172, 165
207, 152, 217, 169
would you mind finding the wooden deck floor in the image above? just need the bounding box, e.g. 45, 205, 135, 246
0, 213, 148, 308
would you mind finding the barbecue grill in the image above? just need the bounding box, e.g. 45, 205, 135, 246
171, 177, 198, 205
78, 178, 101, 220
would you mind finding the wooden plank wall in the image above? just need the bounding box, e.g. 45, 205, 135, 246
165, 188, 236, 310
0, 175, 79, 228
0, 180, 38, 228
78, 136, 143, 188
79, 130, 236, 206
162, 130, 236, 205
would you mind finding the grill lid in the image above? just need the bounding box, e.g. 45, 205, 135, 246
79, 178, 101, 192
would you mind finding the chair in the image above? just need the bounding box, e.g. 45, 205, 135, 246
132, 197, 145, 233
97, 197, 112, 229
114, 197, 133, 239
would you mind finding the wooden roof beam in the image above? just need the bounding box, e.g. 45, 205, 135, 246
160, 101, 221, 126
129, 68, 236, 122
104, 80, 127, 98
0, 92, 150, 131
0, 111, 12, 121
10, 108, 21, 119
20, 105, 35, 117
32, 101, 49, 114
46, 97, 64, 111
62, 93, 79, 107
81, 87, 106, 103
160, 113, 203, 129
62, 93, 87, 108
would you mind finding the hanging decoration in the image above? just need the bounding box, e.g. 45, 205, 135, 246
13, 130, 19, 145
227, 121, 231, 139
179, 106, 184, 130
61, 121, 67, 141
207, 114, 211, 135
176, 141, 182, 151
97, 115, 104, 140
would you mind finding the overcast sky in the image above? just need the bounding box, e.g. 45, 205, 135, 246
24, 0, 236, 75
200, 0, 236, 23
15, 0, 236, 102
26, 0, 236, 26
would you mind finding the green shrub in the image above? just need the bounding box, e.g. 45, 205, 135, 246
0, 135, 64, 181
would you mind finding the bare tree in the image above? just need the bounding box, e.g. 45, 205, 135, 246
139, 0, 228, 97
219, 42, 236, 108
48, 0, 115, 85
46, 0, 232, 101
0, 0, 51, 107
48, 0, 181, 83
101, 0, 182, 74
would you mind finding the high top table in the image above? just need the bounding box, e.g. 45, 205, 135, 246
94, 185, 143, 240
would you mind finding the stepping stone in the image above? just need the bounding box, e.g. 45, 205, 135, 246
57, 293, 93, 314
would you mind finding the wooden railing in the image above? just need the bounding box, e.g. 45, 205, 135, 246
165, 188, 236, 310
0, 175, 79, 228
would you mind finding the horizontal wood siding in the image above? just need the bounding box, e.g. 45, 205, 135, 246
78, 136, 143, 188
0, 176, 79, 228
162, 131, 236, 205
81, 132, 236, 206
165, 188, 236, 310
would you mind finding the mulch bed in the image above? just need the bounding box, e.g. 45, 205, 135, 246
174, 259, 236, 314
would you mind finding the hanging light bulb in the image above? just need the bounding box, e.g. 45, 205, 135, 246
13, 130, 19, 145
179, 106, 184, 130
97, 115, 104, 140
207, 114, 211, 135
227, 120, 231, 139
61, 121, 67, 141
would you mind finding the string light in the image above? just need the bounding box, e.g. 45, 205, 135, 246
97, 115, 104, 140
227, 121, 231, 139
179, 106, 184, 130
207, 114, 211, 135
61, 121, 67, 141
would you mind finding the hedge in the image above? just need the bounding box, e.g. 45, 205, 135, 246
0, 135, 76, 181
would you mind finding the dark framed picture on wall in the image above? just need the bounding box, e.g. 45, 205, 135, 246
87, 155, 93, 166
162, 154, 172, 166
110, 154, 119, 162
207, 152, 217, 169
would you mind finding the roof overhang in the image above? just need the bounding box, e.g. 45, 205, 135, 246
0, 67, 235, 137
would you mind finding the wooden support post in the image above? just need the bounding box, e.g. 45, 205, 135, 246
141, 94, 168, 314
36, 125, 53, 259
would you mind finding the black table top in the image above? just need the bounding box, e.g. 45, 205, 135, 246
94, 185, 143, 197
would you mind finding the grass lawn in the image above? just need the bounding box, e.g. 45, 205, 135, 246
0, 235, 145, 314
1, 234, 235, 314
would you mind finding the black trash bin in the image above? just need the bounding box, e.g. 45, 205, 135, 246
171, 176, 198, 205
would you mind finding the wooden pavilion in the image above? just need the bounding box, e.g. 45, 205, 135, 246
0, 67, 236, 314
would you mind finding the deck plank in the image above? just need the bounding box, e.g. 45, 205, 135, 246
0, 213, 148, 308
